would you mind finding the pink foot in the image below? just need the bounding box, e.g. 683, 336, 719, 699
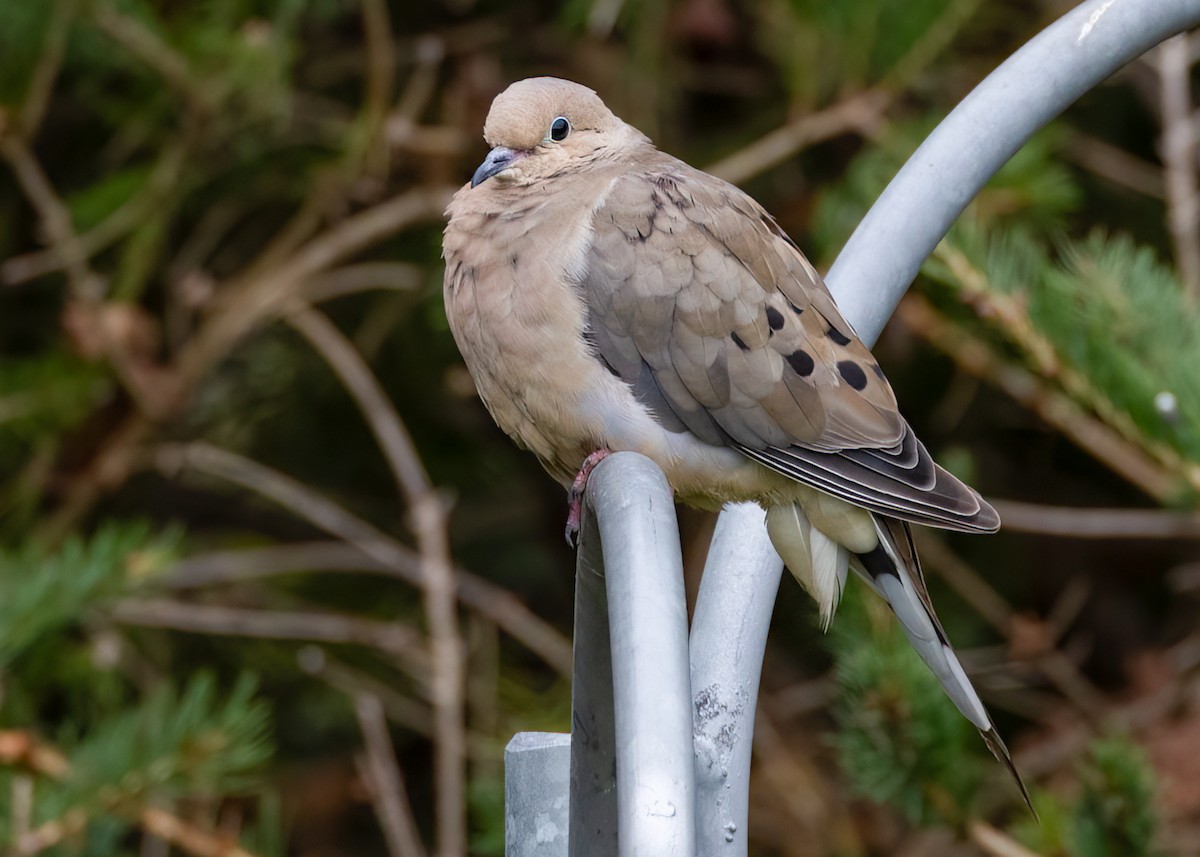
565, 449, 612, 546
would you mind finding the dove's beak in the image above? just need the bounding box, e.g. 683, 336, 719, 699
471, 146, 522, 187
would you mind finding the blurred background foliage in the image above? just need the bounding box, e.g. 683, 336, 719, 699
1, 0, 1199, 854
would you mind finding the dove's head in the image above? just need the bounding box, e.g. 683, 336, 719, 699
470, 77, 630, 188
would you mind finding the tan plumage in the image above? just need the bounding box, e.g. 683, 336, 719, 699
443, 77, 1026, 804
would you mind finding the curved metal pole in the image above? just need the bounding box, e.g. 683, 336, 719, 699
689, 1, 1200, 854
829, 0, 1200, 339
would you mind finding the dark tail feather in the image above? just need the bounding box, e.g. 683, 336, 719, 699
850, 515, 1034, 815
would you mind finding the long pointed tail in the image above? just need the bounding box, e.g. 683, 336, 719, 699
850, 515, 1033, 812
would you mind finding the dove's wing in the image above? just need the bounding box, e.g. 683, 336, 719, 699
582, 162, 997, 532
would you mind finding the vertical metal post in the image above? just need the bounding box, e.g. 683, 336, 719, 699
506, 733, 571, 857
569, 506, 618, 855
689, 503, 784, 856
580, 453, 696, 857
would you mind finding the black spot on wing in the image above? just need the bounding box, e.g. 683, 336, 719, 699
827, 327, 851, 346
786, 349, 814, 377
766, 306, 785, 331
730, 331, 750, 351
837, 360, 868, 390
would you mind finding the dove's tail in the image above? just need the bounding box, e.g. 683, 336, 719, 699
849, 514, 1033, 813
766, 502, 1031, 810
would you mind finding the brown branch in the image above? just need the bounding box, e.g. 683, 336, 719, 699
137, 808, 259, 857
353, 693, 429, 857
361, 0, 397, 147
90, 4, 215, 115
175, 185, 453, 391
704, 89, 891, 186
110, 599, 429, 675
163, 541, 571, 674
1065, 131, 1164, 199
897, 294, 1188, 501
989, 499, 1200, 540
18, 0, 77, 141
39, 184, 451, 541
967, 820, 1045, 857
153, 446, 570, 673
1157, 33, 1200, 298
387, 36, 444, 159
286, 306, 465, 857
304, 647, 496, 760
911, 532, 1013, 634
0, 731, 71, 778
0, 133, 98, 295
304, 262, 425, 303
3, 142, 190, 286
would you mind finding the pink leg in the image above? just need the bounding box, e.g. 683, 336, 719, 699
565, 448, 612, 546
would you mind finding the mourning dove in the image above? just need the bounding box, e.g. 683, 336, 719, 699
443, 77, 1026, 803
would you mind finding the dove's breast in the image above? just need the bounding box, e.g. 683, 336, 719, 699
443, 180, 795, 505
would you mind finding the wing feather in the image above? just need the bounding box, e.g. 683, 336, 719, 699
580, 162, 997, 532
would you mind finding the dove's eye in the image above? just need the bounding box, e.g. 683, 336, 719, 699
549, 116, 571, 142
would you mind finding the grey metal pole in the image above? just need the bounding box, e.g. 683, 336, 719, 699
579, 452, 697, 857
689, 503, 784, 855
506, 733, 572, 857
689, 1, 1200, 854
569, 502, 618, 856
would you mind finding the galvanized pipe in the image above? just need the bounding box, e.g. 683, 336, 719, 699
579, 453, 696, 857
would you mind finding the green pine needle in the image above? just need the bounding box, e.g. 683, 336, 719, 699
0, 522, 180, 669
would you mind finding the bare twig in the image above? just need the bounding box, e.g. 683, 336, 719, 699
354, 693, 429, 857
176, 185, 454, 390
286, 306, 465, 857
303, 646, 498, 760
110, 599, 429, 675
1157, 33, 1200, 297
356, 0, 398, 182
911, 532, 1013, 634
11, 773, 34, 845
304, 262, 425, 303
18, 0, 77, 140
752, 710, 857, 854
990, 499, 1200, 539
91, 4, 215, 114
967, 820, 1045, 857
898, 294, 1190, 500
387, 36, 444, 159
3, 142, 190, 286
137, 808, 260, 857
0, 731, 70, 778
1065, 131, 1164, 199
153, 448, 572, 674
0, 134, 98, 296
705, 90, 891, 186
